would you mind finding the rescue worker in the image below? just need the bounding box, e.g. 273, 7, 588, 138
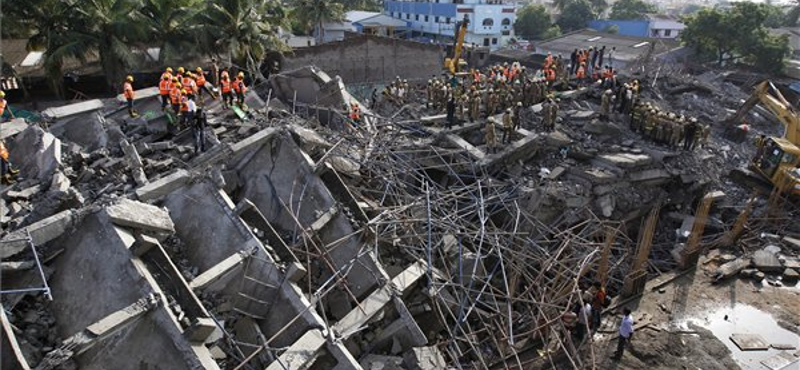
684, 117, 698, 151
487, 89, 497, 117
182, 72, 196, 100
576, 62, 586, 85
180, 90, 197, 128
446, 96, 456, 129
158, 74, 172, 111
193, 107, 207, 154
485, 117, 498, 154
502, 108, 514, 144
220, 73, 233, 109
600, 89, 612, 121
700, 124, 711, 148
170, 82, 183, 114
643, 109, 657, 140
513, 102, 523, 130
194, 67, 214, 104
161, 67, 173, 81
0, 91, 14, 121
471, 93, 482, 122
234, 72, 247, 108
349, 102, 361, 127
123, 75, 138, 118
1, 140, 19, 185
671, 117, 684, 149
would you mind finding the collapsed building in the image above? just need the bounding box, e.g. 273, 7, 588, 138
2, 62, 799, 370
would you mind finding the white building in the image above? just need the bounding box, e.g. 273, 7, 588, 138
384, 0, 516, 50
647, 16, 685, 39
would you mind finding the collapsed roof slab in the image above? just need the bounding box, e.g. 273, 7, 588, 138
230, 131, 385, 299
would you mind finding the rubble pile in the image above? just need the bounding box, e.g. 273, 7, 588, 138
1, 65, 798, 370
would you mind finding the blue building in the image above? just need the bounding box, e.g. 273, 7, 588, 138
384, 0, 516, 50
589, 16, 685, 39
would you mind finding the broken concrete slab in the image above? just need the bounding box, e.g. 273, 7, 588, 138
49, 112, 108, 151
752, 249, 783, 273
6, 185, 41, 200
714, 258, 752, 281
229, 127, 279, 154
41, 99, 104, 120
8, 125, 62, 182
265, 328, 327, 370
403, 346, 447, 370
105, 198, 175, 234
0, 118, 29, 140
730, 333, 770, 351
135, 169, 191, 201
50, 171, 71, 193
594, 153, 652, 169
629, 168, 671, 184
567, 110, 596, 120
1, 209, 76, 258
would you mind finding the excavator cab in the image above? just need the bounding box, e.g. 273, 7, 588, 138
753, 137, 800, 195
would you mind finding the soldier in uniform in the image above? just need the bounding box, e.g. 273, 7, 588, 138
600, 89, 613, 121
513, 102, 523, 130
486, 117, 498, 153
502, 108, 514, 143
471, 92, 482, 122
643, 109, 657, 140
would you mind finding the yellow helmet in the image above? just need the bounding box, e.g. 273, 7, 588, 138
178, 67, 185, 74
237, 71, 244, 78
126, 75, 134, 82
166, 67, 173, 73
181, 89, 187, 94
162, 74, 169, 80
172, 77, 179, 82
195, 67, 203, 73
175, 82, 182, 88
0, 91, 5, 98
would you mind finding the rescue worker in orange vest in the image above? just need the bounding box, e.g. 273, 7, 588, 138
123, 75, 138, 118
545, 68, 556, 87
220, 74, 233, 110
179, 91, 197, 129
170, 82, 183, 114
220, 67, 230, 84
161, 67, 173, 82
576, 62, 586, 86
194, 67, 215, 104
233, 72, 247, 108
0, 91, 14, 122
176, 67, 185, 81
1, 140, 19, 185
182, 73, 196, 100
544, 52, 554, 70
349, 102, 361, 127
158, 74, 171, 110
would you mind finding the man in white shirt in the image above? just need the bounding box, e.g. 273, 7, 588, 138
612, 308, 634, 360
577, 302, 592, 342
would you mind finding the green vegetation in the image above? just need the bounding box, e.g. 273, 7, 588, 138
514, 4, 561, 40
609, 0, 657, 20
290, 0, 346, 44
558, 0, 597, 33
681, 2, 791, 74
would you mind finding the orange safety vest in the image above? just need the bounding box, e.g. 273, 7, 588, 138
221, 79, 232, 93
0, 99, 6, 116
180, 96, 190, 112
221, 70, 230, 80
234, 80, 246, 94
545, 69, 555, 81
576, 66, 585, 79
170, 87, 182, 105
0, 143, 8, 160
182, 77, 193, 91
195, 73, 206, 87
350, 106, 360, 120
123, 82, 135, 100
159, 79, 171, 95
603, 70, 612, 79
161, 72, 172, 81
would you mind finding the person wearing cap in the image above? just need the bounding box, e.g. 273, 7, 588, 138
158, 74, 172, 111
485, 117, 498, 153
0, 91, 14, 122
220, 73, 233, 109
1, 140, 20, 185
513, 101, 523, 130
234, 72, 247, 108
684, 117, 699, 150
446, 95, 456, 129
123, 75, 138, 118
194, 67, 213, 104
502, 108, 514, 144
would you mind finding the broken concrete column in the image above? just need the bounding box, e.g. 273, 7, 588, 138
7, 125, 62, 182
185, 317, 217, 343
1, 209, 76, 258
135, 169, 191, 201
105, 198, 175, 234
403, 346, 447, 370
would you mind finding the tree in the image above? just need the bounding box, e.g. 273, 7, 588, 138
291, 0, 345, 44
199, 0, 289, 78
139, 0, 202, 65
609, 0, 657, 20
763, 4, 788, 28
681, 3, 790, 74
514, 4, 557, 40
558, 0, 596, 33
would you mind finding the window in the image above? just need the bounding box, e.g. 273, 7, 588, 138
501, 18, 511, 26
502, 30, 510, 36
492, 38, 497, 45
415, 14, 419, 21
664, 29, 672, 37
406, 13, 410, 19
482, 18, 494, 26
425, 15, 429, 22
483, 38, 490, 46
446, 17, 451, 24
435, 16, 439, 22
651, 29, 659, 37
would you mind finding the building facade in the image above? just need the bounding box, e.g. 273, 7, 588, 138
588, 16, 684, 39
384, 0, 516, 50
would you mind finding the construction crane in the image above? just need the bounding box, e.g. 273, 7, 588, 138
443, 15, 470, 76
730, 80, 800, 196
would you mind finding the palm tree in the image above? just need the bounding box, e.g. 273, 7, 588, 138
291, 0, 345, 44
140, 0, 203, 65
199, 0, 289, 79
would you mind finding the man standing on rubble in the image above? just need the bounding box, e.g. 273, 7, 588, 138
590, 281, 606, 331
446, 96, 456, 129
502, 108, 514, 144
1, 140, 20, 185
123, 75, 138, 118
170, 82, 183, 115
684, 117, 699, 151
159, 74, 171, 111
612, 308, 634, 360
513, 102, 523, 130
234, 72, 247, 108
600, 89, 613, 121
485, 117, 498, 153
193, 107, 207, 154
0, 91, 14, 122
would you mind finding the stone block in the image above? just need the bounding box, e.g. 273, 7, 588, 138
403, 346, 447, 370
120, 139, 143, 168
185, 317, 218, 343
6, 185, 41, 200
49, 112, 108, 151
8, 126, 62, 182
135, 169, 191, 201
41, 99, 104, 120
752, 249, 783, 273
229, 127, 278, 154
105, 198, 175, 233
131, 234, 161, 257
50, 171, 71, 193
1, 210, 75, 258
629, 169, 670, 183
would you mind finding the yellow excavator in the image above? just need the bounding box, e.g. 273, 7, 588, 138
730, 80, 800, 196
443, 15, 470, 75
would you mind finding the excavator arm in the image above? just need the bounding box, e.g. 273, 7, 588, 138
446, 15, 470, 75
732, 81, 800, 145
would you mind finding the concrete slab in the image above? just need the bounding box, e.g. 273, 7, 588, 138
135, 169, 191, 201
730, 333, 770, 351
229, 127, 279, 154
0, 118, 29, 140
49, 112, 109, 151
189, 250, 250, 290
444, 134, 485, 160
403, 346, 447, 370
753, 249, 783, 273
478, 134, 539, 169
116, 86, 160, 102
1, 304, 31, 370
595, 153, 652, 169
105, 198, 175, 234
7, 125, 62, 182
41, 99, 104, 120
629, 168, 671, 183
1, 209, 76, 258
265, 329, 327, 370
761, 351, 798, 370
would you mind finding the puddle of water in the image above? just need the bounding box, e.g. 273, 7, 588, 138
688, 304, 800, 370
